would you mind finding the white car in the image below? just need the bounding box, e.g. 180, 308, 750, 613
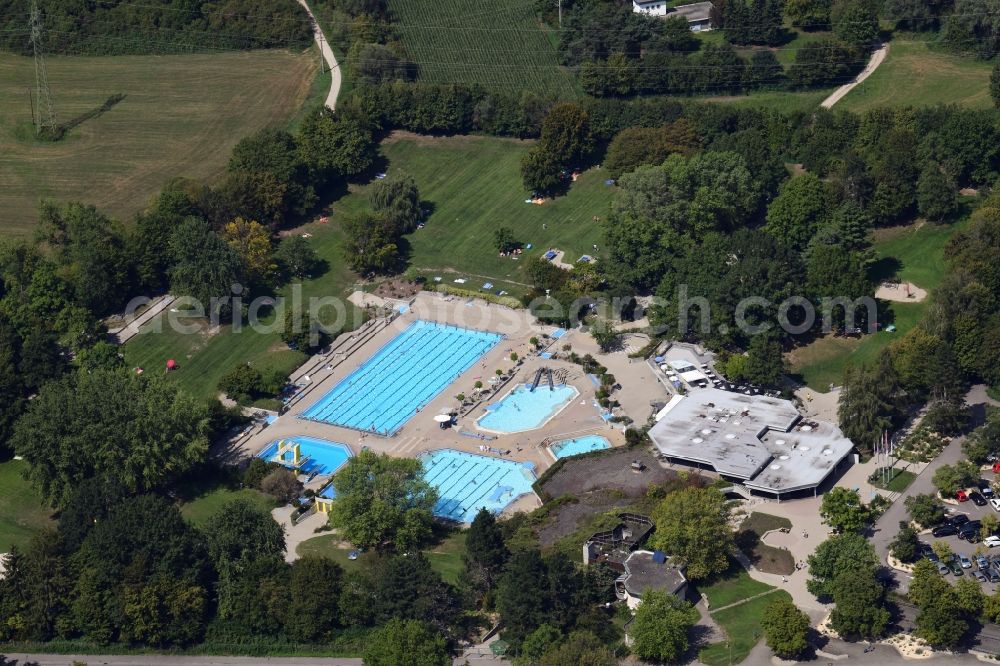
990, 498, 1000, 512
986, 536, 1000, 548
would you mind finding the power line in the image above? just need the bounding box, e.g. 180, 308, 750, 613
29, 0, 56, 136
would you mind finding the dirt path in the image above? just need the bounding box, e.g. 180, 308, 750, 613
108, 294, 176, 345
820, 43, 889, 109
297, 0, 341, 110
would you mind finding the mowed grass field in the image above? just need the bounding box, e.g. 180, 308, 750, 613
386, 0, 579, 98
123, 224, 362, 401
838, 40, 994, 113
0, 49, 318, 236
328, 132, 615, 292
0, 460, 54, 553
789, 217, 969, 390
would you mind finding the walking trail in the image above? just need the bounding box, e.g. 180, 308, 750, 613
296, 0, 341, 110
820, 43, 889, 109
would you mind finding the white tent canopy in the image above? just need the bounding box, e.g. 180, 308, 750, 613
680, 369, 708, 384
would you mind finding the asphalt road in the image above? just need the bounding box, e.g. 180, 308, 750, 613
0, 657, 361, 666
868, 386, 1000, 655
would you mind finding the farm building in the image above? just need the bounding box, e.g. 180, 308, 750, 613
631, 0, 714, 30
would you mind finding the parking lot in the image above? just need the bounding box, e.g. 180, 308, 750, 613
923, 472, 1000, 593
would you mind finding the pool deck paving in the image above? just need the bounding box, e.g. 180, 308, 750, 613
235, 292, 634, 520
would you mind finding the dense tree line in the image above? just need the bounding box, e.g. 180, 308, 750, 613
0, 0, 312, 55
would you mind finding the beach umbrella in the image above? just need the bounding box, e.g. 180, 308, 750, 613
434, 414, 452, 423
166, 359, 177, 370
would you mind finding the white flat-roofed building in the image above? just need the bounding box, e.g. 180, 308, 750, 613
648, 388, 853, 499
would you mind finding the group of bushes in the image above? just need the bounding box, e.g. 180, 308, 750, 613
0, 0, 312, 55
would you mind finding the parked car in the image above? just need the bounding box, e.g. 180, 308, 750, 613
978, 555, 990, 570
950, 556, 965, 575
940, 562, 953, 575
985, 536, 1000, 548
972, 492, 988, 506
958, 490, 970, 502
950, 514, 970, 527
960, 554, 973, 569
993, 558, 1000, 573
979, 479, 994, 496
934, 524, 959, 538
993, 462, 1000, 474
959, 522, 982, 541
975, 570, 989, 583
925, 549, 940, 562
990, 570, 1000, 584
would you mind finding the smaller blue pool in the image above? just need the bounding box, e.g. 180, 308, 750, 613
421, 449, 536, 523
257, 436, 352, 477
477, 383, 578, 433
549, 435, 611, 459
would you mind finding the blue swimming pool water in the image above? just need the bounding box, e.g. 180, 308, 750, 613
421, 449, 536, 523
477, 383, 578, 433
301, 320, 503, 435
549, 435, 611, 459
257, 436, 352, 476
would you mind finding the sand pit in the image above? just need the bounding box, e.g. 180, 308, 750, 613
876, 281, 927, 303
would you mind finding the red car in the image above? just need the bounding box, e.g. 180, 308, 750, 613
957, 490, 970, 502
993, 462, 1000, 474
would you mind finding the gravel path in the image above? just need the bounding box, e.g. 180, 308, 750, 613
820, 43, 889, 109
296, 0, 341, 111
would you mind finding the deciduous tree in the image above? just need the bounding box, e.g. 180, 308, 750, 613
362, 619, 449, 666
649, 486, 734, 580
327, 450, 437, 551
761, 596, 811, 659
630, 589, 699, 663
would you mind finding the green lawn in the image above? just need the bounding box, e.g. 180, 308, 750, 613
871, 216, 971, 293
296, 534, 380, 570
122, 225, 361, 402
700, 589, 791, 666
0, 460, 54, 553
296, 529, 467, 584
0, 50, 319, 236
697, 561, 776, 609
178, 471, 279, 528
386, 0, 579, 98
740, 512, 792, 534
328, 132, 616, 294
695, 88, 833, 115
838, 40, 994, 113
788, 300, 924, 390
423, 530, 467, 585
871, 467, 917, 492
789, 216, 969, 391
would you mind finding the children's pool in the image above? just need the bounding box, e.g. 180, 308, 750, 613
477, 383, 578, 433
549, 435, 611, 459
300, 320, 502, 435
421, 449, 536, 523
257, 436, 352, 477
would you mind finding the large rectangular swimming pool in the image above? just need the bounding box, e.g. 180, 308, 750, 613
301, 320, 503, 435
421, 449, 537, 523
